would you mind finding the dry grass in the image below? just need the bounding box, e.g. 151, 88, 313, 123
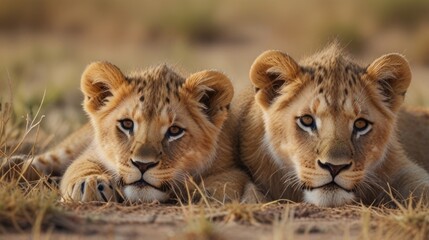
368, 200, 429, 239
0, 96, 80, 237
0, 179, 81, 235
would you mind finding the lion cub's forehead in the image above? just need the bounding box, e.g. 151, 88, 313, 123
125, 65, 185, 118
300, 45, 367, 115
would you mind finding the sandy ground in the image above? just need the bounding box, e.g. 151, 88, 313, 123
2, 203, 367, 240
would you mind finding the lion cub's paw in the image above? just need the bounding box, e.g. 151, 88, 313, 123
64, 175, 117, 202
241, 182, 267, 204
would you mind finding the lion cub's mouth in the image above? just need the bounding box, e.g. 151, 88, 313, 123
129, 179, 169, 192
311, 182, 353, 193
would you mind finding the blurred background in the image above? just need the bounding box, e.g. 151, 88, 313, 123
1, 0, 429, 143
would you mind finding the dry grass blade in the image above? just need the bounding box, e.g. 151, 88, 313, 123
0, 178, 82, 233
0, 86, 82, 235
176, 213, 222, 240
371, 202, 429, 239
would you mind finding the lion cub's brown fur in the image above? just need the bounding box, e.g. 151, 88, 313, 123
236, 44, 429, 207
22, 63, 255, 203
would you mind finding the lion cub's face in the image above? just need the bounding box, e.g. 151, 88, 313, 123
80, 62, 233, 202
250, 46, 411, 207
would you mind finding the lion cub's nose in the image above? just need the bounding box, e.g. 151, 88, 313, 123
131, 159, 158, 174
318, 160, 351, 177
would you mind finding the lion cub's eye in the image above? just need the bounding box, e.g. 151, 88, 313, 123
354, 119, 368, 130
353, 118, 372, 137
300, 115, 314, 127
297, 115, 316, 133
118, 119, 134, 133
166, 126, 185, 142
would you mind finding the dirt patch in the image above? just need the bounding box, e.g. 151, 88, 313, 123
0, 202, 380, 240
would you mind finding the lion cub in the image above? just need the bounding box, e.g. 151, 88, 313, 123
12, 62, 253, 203
236, 44, 429, 207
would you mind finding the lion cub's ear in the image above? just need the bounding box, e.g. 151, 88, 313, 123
81, 61, 127, 114
366, 54, 411, 112
250, 50, 300, 109
182, 70, 234, 127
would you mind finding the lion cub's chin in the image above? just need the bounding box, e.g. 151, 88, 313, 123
123, 185, 170, 203
304, 188, 355, 207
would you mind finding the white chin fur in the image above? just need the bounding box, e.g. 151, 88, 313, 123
123, 186, 169, 203
304, 189, 355, 207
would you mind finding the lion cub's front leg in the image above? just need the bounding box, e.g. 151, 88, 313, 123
61, 157, 117, 202
389, 160, 429, 204
1, 124, 93, 181
201, 168, 265, 203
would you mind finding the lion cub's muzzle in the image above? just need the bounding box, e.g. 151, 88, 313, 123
131, 159, 159, 175
317, 160, 352, 178
130, 141, 162, 175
